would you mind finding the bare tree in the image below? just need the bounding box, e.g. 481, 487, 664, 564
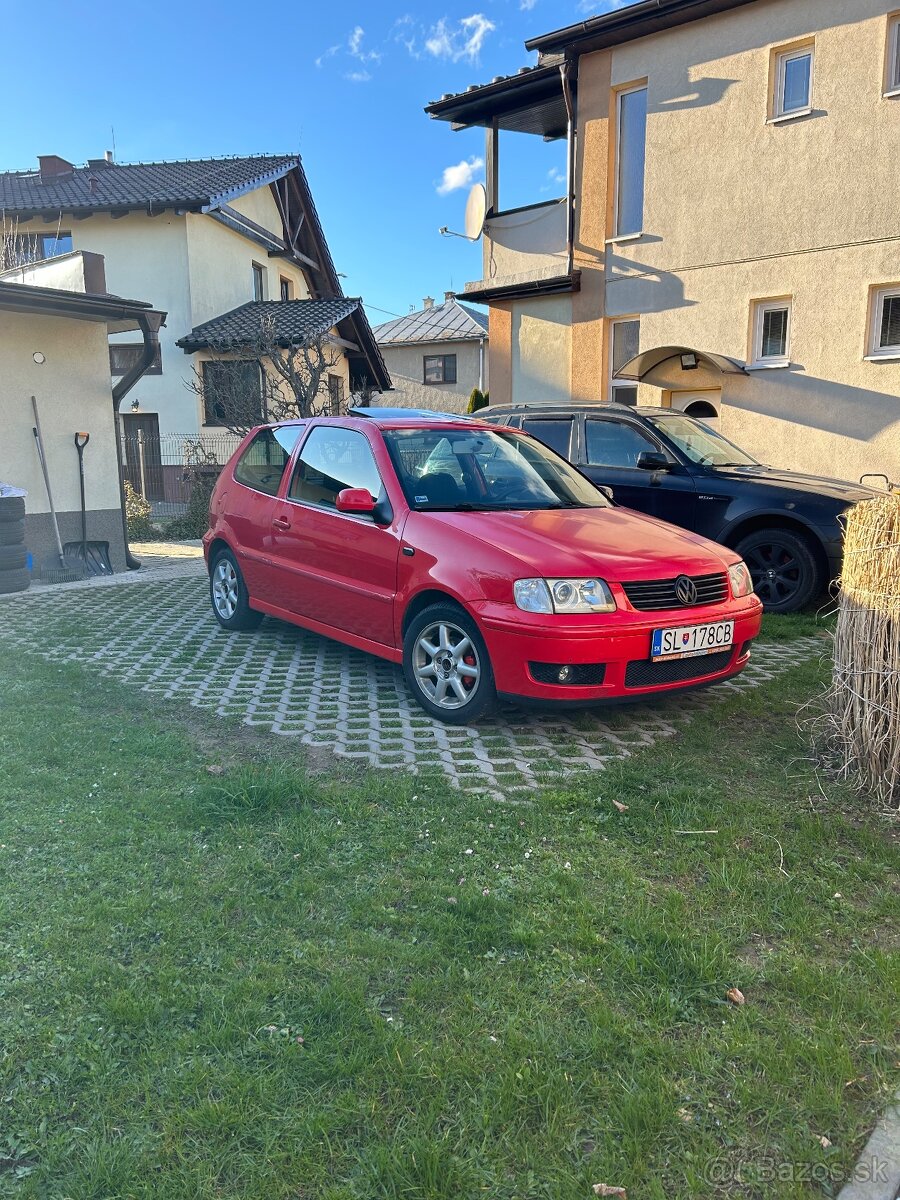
1, 213, 66, 271
186, 312, 349, 436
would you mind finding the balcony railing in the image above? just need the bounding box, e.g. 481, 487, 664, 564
464, 198, 568, 295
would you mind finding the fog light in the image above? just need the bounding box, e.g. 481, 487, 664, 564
558, 665, 572, 683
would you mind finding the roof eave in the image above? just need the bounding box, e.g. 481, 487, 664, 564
525, 0, 757, 56
461, 272, 580, 304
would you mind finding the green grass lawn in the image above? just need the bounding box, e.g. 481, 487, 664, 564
0, 623, 896, 1199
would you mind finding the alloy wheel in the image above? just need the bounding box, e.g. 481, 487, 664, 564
743, 541, 801, 606
212, 558, 239, 620
412, 620, 481, 710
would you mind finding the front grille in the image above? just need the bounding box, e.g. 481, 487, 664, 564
621, 571, 728, 611
529, 662, 607, 686
624, 648, 734, 689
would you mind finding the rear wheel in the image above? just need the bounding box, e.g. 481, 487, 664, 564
736, 528, 820, 613
209, 548, 263, 631
403, 603, 496, 724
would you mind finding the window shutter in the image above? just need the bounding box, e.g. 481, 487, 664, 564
761, 308, 788, 358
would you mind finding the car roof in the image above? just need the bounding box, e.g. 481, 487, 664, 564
266, 410, 495, 433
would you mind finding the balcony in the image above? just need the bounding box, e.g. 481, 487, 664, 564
462, 199, 570, 300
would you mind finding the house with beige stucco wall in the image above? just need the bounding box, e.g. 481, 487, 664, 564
0, 154, 390, 466
0, 251, 165, 573
374, 294, 488, 412
426, 0, 900, 484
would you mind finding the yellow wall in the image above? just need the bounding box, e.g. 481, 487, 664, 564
511, 296, 572, 402
481, 0, 900, 481
0, 312, 121, 515
377, 339, 486, 411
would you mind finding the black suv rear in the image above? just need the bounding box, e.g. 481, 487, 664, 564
479, 403, 881, 612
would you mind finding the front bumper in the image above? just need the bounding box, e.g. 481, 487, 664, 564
474, 598, 763, 702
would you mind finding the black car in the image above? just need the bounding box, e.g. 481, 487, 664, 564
479, 402, 880, 612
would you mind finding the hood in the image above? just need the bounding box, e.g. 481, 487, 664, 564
712, 465, 879, 504
423, 506, 736, 581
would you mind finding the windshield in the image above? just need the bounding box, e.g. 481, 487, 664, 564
383, 427, 610, 511
645, 413, 759, 467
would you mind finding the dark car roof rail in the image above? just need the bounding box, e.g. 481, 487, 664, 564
485, 400, 652, 414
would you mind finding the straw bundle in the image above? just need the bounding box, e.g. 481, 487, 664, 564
825, 491, 900, 812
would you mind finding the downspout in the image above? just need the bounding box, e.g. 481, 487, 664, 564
560, 61, 576, 277
478, 335, 485, 392
111, 310, 165, 570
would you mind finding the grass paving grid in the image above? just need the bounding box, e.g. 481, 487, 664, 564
0, 574, 821, 798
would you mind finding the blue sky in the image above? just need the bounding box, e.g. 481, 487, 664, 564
0, 0, 623, 323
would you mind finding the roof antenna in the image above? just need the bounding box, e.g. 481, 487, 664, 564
110, 125, 117, 161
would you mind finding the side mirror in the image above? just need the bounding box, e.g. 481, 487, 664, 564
597, 484, 615, 503
636, 451, 671, 472
336, 487, 376, 515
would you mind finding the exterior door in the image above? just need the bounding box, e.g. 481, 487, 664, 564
269, 424, 401, 647
580, 415, 698, 528
121, 412, 163, 500
668, 390, 722, 424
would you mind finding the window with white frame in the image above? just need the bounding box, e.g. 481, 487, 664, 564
887, 15, 900, 94
772, 44, 813, 117
614, 85, 647, 237
609, 317, 640, 404
751, 299, 791, 366
252, 261, 266, 301
870, 286, 900, 358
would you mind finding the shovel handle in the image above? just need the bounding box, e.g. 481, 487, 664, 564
75, 432, 90, 450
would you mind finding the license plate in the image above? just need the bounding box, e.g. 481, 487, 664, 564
651, 620, 734, 661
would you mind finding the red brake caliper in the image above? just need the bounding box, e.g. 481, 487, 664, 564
462, 653, 476, 689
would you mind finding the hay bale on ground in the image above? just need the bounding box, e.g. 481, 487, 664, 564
824, 491, 900, 812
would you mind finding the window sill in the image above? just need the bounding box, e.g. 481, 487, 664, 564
863, 352, 900, 362
605, 232, 644, 245
746, 359, 791, 370
883, 87, 900, 99
766, 107, 812, 124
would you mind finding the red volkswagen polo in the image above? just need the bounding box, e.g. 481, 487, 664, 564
203, 413, 762, 723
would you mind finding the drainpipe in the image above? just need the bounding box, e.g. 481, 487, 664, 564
560, 61, 576, 277
111, 310, 164, 569
478, 335, 486, 392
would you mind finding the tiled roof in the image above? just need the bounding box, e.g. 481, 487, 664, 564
177, 299, 362, 351
0, 154, 298, 214
373, 298, 488, 345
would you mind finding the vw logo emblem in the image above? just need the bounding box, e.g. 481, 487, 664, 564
674, 575, 698, 606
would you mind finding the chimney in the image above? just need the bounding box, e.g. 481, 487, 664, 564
87, 151, 115, 170
104, 149, 114, 163
444, 290, 455, 302
38, 155, 75, 183
423, 296, 434, 309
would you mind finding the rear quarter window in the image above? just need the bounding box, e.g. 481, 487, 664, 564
233, 426, 304, 496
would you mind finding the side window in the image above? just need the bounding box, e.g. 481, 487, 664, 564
289, 426, 382, 510
521, 418, 573, 458
585, 419, 659, 468
234, 426, 304, 496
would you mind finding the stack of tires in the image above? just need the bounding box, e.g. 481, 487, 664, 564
0, 495, 30, 594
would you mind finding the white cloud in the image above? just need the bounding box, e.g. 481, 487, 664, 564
540, 166, 566, 192
425, 13, 496, 63
315, 24, 380, 73
345, 70, 372, 83
577, 0, 632, 11
314, 44, 340, 68
520, 0, 538, 9
348, 24, 380, 63
436, 155, 484, 196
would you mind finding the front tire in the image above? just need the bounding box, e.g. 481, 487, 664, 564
736, 528, 820, 613
209, 548, 263, 631
403, 603, 496, 724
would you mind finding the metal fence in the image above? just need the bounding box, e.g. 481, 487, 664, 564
122, 432, 239, 517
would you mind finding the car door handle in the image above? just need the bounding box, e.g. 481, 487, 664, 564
272, 516, 291, 531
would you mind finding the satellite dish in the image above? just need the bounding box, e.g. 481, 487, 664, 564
464, 183, 487, 240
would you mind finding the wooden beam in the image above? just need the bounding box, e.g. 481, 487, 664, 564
110, 209, 132, 219
485, 117, 499, 213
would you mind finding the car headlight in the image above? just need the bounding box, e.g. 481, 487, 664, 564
514, 578, 616, 614
728, 560, 755, 598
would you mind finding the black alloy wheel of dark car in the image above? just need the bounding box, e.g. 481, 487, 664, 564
735, 529, 820, 613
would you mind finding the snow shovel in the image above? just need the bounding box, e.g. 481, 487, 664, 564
63, 432, 113, 576
31, 395, 84, 583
